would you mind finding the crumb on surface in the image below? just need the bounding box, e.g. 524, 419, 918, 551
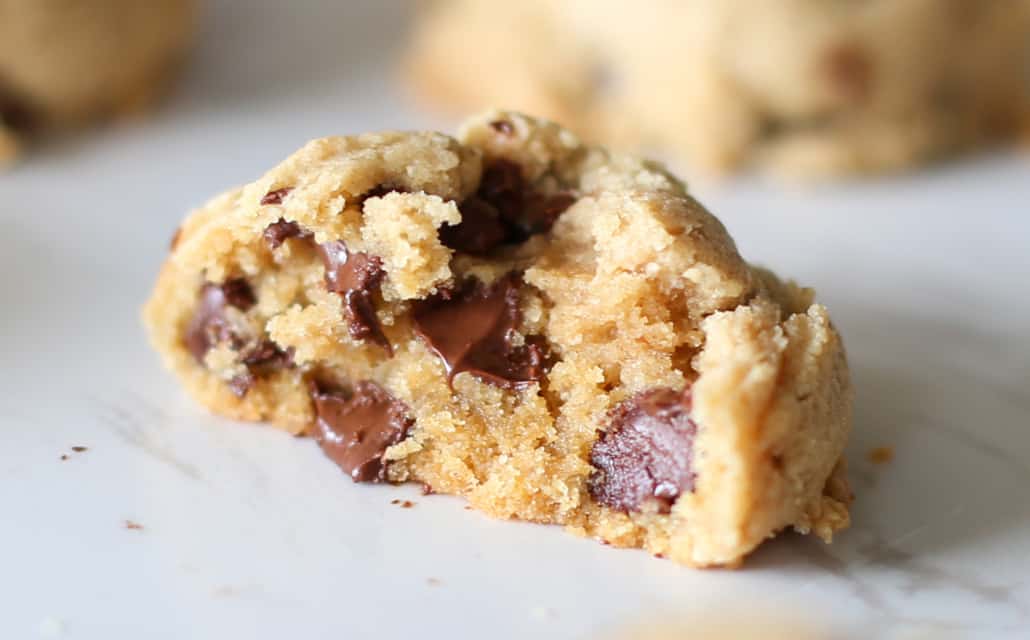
867, 446, 894, 465
124, 520, 144, 530
71, 446, 88, 453
60, 454, 69, 461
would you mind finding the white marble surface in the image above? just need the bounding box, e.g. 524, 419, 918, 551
2, 1, 1029, 638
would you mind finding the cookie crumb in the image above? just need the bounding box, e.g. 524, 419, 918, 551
124, 520, 144, 530
867, 446, 894, 465
59, 454, 69, 461
71, 446, 88, 453
420, 483, 435, 495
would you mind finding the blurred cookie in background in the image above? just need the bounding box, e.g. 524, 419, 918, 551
0, 0, 197, 166
405, 0, 1030, 180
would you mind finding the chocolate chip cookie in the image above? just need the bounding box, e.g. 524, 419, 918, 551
0, 0, 196, 165
143, 111, 853, 566
405, 0, 1030, 178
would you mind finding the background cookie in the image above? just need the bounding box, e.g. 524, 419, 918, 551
405, 0, 1030, 179
0, 0, 197, 164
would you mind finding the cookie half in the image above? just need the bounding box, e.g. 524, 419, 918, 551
143, 111, 853, 566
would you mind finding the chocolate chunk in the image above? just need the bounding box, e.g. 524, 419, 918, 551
0, 85, 38, 133
260, 187, 293, 206
317, 240, 391, 352
824, 43, 873, 102
309, 380, 414, 482
442, 159, 576, 254
263, 218, 310, 250
489, 119, 515, 136
588, 388, 697, 513
227, 373, 255, 398
220, 279, 257, 310
241, 340, 294, 371
440, 197, 508, 254
183, 279, 255, 362
412, 273, 548, 389
477, 159, 524, 222
227, 342, 294, 398
515, 192, 576, 241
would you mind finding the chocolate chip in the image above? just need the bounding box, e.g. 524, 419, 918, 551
309, 380, 414, 482
183, 279, 255, 362
0, 85, 38, 133
241, 340, 294, 371
824, 43, 873, 102
260, 187, 293, 206
439, 197, 508, 254
489, 120, 515, 136
227, 374, 255, 398
588, 388, 697, 513
442, 160, 576, 254
477, 159, 524, 221
515, 192, 576, 241
412, 273, 548, 389
317, 240, 391, 352
263, 218, 311, 250
227, 340, 296, 397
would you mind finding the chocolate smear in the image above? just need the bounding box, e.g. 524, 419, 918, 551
589, 387, 697, 513
309, 380, 414, 482
412, 273, 548, 389
317, 240, 391, 352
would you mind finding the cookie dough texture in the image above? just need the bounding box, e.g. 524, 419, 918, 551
144, 111, 853, 567
405, 0, 1030, 178
0, 0, 196, 164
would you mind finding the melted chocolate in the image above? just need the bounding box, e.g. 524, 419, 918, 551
228, 341, 296, 397
412, 273, 548, 389
439, 197, 507, 254
260, 187, 293, 206
183, 279, 255, 362
317, 240, 391, 352
263, 218, 310, 250
824, 43, 874, 102
309, 381, 414, 482
588, 388, 697, 513
442, 160, 576, 255
489, 119, 515, 136
0, 85, 38, 133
